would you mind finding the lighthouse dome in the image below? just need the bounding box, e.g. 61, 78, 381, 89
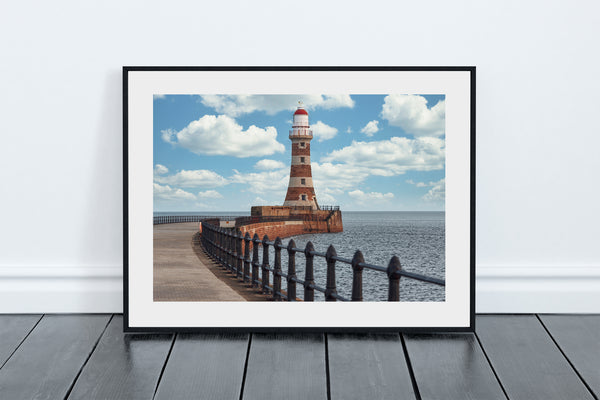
293, 108, 308, 116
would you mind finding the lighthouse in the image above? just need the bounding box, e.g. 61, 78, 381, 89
283, 102, 319, 210
249, 101, 342, 232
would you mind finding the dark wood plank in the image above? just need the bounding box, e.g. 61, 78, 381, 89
155, 333, 249, 400
328, 333, 415, 400
0, 314, 110, 400
476, 315, 594, 400
243, 333, 327, 400
404, 333, 506, 400
0, 314, 41, 368
539, 314, 600, 397
67, 315, 173, 400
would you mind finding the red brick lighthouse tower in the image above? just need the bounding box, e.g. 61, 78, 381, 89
283, 102, 319, 210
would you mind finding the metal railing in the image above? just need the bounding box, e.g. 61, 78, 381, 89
199, 220, 445, 302
289, 128, 313, 137
320, 205, 340, 211
154, 215, 240, 225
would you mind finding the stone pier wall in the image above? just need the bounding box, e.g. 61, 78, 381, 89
239, 206, 343, 240
239, 220, 306, 241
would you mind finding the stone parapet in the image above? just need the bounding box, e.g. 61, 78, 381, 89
245, 206, 343, 236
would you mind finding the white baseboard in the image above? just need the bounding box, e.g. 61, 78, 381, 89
0, 266, 598, 313
476, 266, 600, 313
0, 266, 123, 313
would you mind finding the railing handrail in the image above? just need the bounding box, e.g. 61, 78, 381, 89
153, 215, 242, 225
198, 218, 445, 302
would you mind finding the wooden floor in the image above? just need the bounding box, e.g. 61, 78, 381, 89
0, 315, 597, 400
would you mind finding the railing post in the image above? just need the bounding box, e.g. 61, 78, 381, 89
213, 227, 219, 262
228, 229, 234, 272
273, 237, 282, 301
351, 250, 365, 301
325, 245, 337, 301
224, 229, 229, 270
231, 230, 236, 272
387, 256, 402, 301
202, 222, 207, 254
236, 228, 243, 279
286, 239, 297, 301
212, 225, 216, 257
216, 227, 225, 267
211, 224, 215, 257
219, 228, 225, 266
304, 242, 315, 301
221, 228, 227, 267
231, 229, 237, 275
261, 235, 270, 294
243, 232, 251, 283
214, 225, 220, 261
252, 233, 260, 288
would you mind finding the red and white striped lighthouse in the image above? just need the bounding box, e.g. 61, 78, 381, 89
283, 102, 319, 210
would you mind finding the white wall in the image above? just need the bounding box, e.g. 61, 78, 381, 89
1, 0, 599, 313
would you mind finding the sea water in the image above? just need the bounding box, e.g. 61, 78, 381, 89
154, 211, 445, 302
287, 211, 445, 302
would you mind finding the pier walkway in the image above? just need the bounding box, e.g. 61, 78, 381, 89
153, 222, 245, 301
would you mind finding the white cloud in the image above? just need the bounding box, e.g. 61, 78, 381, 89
322, 187, 344, 195
254, 159, 286, 170
311, 121, 338, 142
230, 168, 289, 195
422, 178, 445, 202
319, 193, 336, 204
406, 179, 440, 188
153, 183, 196, 201
199, 95, 354, 117
346, 126, 352, 134
360, 120, 379, 136
381, 95, 445, 137
154, 169, 228, 188
348, 190, 394, 204
197, 190, 223, 199
252, 196, 270, 206
321, 137, 445, 176
311, 162, 370, 191
154, 164, 169, 175
161, 129, 176, 145
161, 114, 284, 158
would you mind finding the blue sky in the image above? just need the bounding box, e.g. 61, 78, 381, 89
153, 94, 445, 212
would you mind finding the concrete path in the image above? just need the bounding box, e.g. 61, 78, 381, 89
153, 223, 246, 301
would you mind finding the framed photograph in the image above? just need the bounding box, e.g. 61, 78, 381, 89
124, 67, 475, 332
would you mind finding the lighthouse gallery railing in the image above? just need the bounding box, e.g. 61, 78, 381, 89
199, 219, 445, 302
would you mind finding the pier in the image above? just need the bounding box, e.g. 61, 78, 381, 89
153, 216, 444, 302
153, 222, 246, 301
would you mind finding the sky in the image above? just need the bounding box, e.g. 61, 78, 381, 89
153, 94, 445, 212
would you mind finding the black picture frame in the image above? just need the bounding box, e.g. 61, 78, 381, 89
123, 66, 475, 333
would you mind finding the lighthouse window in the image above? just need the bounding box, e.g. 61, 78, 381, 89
299, 142, 305, 148
301, 194, 307, 200
301, 178, 306, 185
300, 157, 305, 163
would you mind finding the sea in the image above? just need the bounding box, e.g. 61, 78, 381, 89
154, 211, 445, 302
